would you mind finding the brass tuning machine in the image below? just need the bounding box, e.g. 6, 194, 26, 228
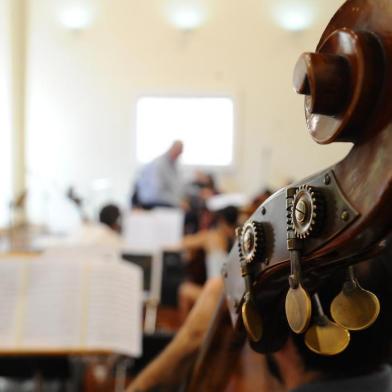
305, 293, 350, 356
330, 265, 380, 331
237, 220, 265, 342
285, 237, 312, 334
285, 188, 312, 334
241, 272, 263, 343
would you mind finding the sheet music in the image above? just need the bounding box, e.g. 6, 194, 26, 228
86, 260, 142, 357
122, 211, 157, 251
123, 208, 183, 252
0, 255, 143, 356
22, 259, 84, 348
153, 208, 184, 249
0, 260, 26, 348
41, 245, 119, 264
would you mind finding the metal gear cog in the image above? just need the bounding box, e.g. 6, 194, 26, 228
238, 220, 264, 264
291, 185, 324, 239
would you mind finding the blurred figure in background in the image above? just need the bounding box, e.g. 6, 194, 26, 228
99, 204, 122, 234
183, 170, 220, 234
65, 203, 123, 247
179, 205, 238, 319
132, 141, 184, 209
190, 171, 219, 198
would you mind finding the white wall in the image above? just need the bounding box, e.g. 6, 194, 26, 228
0, 0, 13, 227
25, 0, 350, 223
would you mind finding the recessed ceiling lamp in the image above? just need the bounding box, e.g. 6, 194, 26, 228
165, 0, 207, 31
270, 0, 316, 32
58, 1, 96, 31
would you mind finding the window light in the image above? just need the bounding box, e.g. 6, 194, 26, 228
136, 97, 234, 167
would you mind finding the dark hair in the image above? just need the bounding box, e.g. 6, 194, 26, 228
205, 174, 217, 192
215, 205, 239, 227
193, 173, 218, 192
99, 204, 121, 230
291, 239, 392, 378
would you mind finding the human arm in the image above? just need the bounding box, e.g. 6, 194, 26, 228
126, 278, 224, 392
181, 230, 208, 251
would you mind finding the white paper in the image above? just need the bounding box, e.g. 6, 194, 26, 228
41, 245, 119, 264
123, 208, 183, 252
0, 260, 27, 348
153, 208, 184, 249
86, 260, 143, 357
22, 259, 84, 348
0, 256, 143, 356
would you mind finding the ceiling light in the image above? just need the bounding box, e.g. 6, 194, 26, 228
271, 0, 316, 32
58, 2, 95, 31
165, 1, 207, 31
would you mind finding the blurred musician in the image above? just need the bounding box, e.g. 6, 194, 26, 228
132, 141, 184, 209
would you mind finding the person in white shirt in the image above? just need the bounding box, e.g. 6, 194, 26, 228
65, 204, 123, 248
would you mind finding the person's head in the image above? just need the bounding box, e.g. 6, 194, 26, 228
168, 140, 183, 162
205, 174, 217, 191
194, 171, 217, 190
99, 204, 122, 233
269, 239, 392, 389
215, 205, 239, 233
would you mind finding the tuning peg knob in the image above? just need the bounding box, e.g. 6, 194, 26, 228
293, 28, 382, 145
293, 52, 350, 116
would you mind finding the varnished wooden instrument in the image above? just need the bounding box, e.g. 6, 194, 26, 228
185, 0, 392, 390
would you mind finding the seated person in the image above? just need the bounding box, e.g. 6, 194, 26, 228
179, 206, 238, 319
127, 277, 225, 392
65, 204, 123, 247
183, 171, 219, 234
99, 204, 122, 234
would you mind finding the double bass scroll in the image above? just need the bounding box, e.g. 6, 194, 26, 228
185, 0, 392, 390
